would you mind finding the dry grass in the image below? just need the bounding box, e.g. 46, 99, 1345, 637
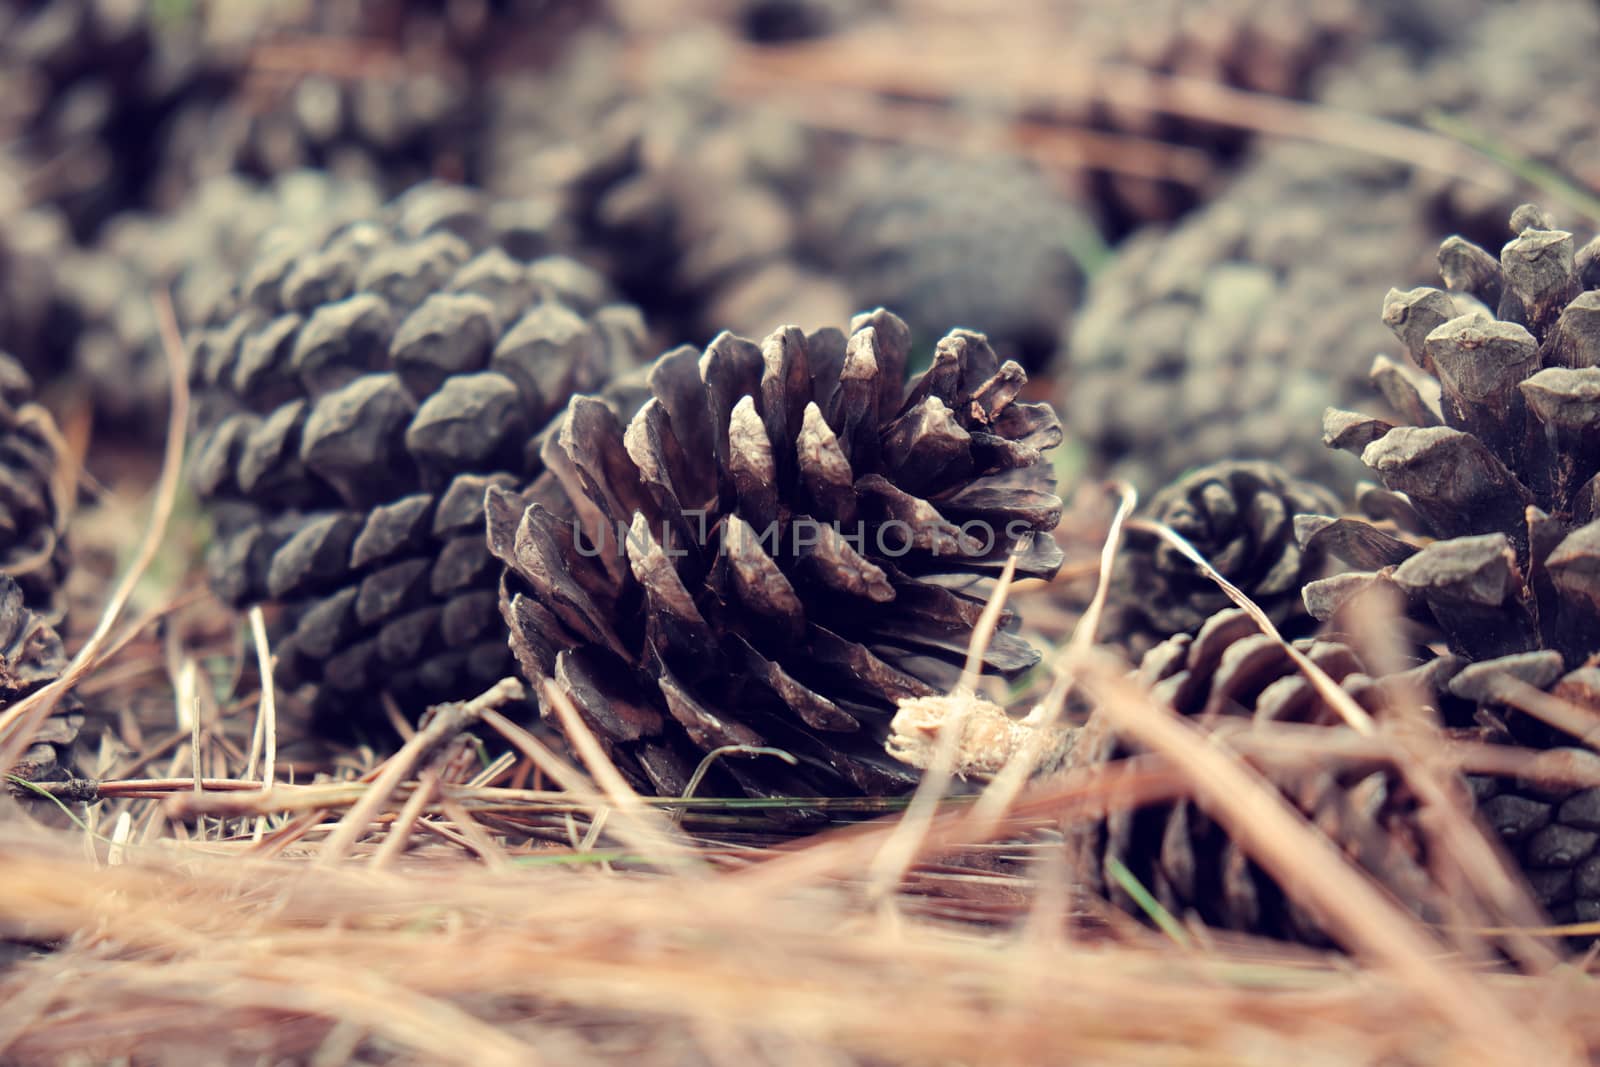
4, 456, 1598, 1064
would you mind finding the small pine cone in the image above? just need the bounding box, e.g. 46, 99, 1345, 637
1099, 461, 1339, 658
1060, 139, 1440, 491
810, 149, 1095, 370
489, 310, 1064, 798
188, 181, 649, 725
61, 171, 382, 434
1300, 205, 1600, 923
0, 573, 83, 785
0, 354, 70, 616
1067, 608, 1450, 943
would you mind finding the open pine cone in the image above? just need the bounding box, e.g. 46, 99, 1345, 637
1301, 205, 1600, 923
1100, 460, 1339, 657
188, 181, 648, 728
1067, 608, 1452, 943
488, 310, 1064, 798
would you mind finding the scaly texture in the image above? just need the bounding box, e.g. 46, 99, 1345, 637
489, 310, 1064, 798
1059, 136, 1440, 491
1099, 460, 1339, 659
1301, 205, 1600, 924
188, 181, 649, 728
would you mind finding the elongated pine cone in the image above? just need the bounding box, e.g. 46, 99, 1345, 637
188, 182, 648, 727
1068, 608, 1452, 943
488, 310, 1064, 798
0, 354, 69, 616
1100, 460, 1340, 657
0, 574, 83, 785
1301, 205, 1600, 924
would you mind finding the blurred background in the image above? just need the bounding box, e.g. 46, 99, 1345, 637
3, 0, 1597, 490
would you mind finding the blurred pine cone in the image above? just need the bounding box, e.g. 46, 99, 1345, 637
188, 181, 649, 727
61, 171, 381, 435
0, 354, 69, 617
1099, 461, 1339, 659
0, 0, 213, 237
1067, 608, 1449, 943
1060, 139, 1438, 491
807, 148, 1097, 371
1301, 205, 1600, 924
489, 310, 1064, 798
0, 573, 83, 786
482, 31, 850, 346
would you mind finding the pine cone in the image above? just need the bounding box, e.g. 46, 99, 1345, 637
488, 310, 1064, 798
1099, 461, 1339, 658
809, 149, 1095, 371
1301, 205, 1600, 923
482, 33, 850, 346
1060, 138, 1440, 491
1067, 608, 1449, 943
188, 181, 649, 727
0, 0, 214, 237
0, 354, 69, 616
0, 573, 83, 785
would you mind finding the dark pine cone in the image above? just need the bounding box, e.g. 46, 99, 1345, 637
188, 181, 649, 729
1300, 205, 1600, 924
1067, 608, 1451, 943
1100, 460, 1340, 659
0, 573, 83, 785
0, 354, 69, 616
808, 148, 1096, 371
488, 310, 1064, 798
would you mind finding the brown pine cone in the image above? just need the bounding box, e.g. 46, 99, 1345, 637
1100, 460, 1340, 658
1067, 608, 1451, 943
188, 181, 648, 729
489, 310, 1064, 798
1301, 205, 1600, 924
